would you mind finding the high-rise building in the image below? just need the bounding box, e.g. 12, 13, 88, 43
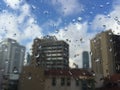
90, 30, 120, 87
0, 38, 25, 75
26, 52, 31, 65
0, 38, 25, 89
31, 36, 69, 69
82, 51, 89, 69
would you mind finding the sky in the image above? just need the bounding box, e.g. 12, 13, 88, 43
0, 0, 120, 68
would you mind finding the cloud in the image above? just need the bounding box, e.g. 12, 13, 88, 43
51, 0, 83, 16
3, 0, 23, 9
0, 1, 43, 53
91, 1, 120, 35
50, 21, 92, 68
42, 18, 62, 28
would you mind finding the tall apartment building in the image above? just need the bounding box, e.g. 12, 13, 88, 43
0, 38, 25, 75
82, 51, 89, 69
90, 30, 120, 87
32, 36, 69, 69
0, 38, 25, 89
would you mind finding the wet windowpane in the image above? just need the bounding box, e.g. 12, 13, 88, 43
0, 0, 120, 90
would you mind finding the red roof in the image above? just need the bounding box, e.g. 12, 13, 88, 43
44, 69, 93, 78
97, 87, 120, 90
110, 74, 120, 82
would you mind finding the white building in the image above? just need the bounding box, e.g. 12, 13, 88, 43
0, 38, 25, 75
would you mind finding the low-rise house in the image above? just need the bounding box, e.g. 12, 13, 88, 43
18, 66, 94, 90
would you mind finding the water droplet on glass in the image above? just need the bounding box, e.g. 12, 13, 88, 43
114, 16, 118, 21
106, 2, 110, 5
117, 21, 120, 25
1, 69, 4, 72
95, 58, 100, 62
109, 39, 112, 42
72, 19, 76, 24
39, 46, 41, 49
81, 8, 85, 12
88, 22, 92, 25
108, 32, 112, 35
77, 17, 82, 22
93, 39, 96, 43
31, 5, 36, 10
55, 29, 59, 33
64, 27, 68, 31
109, 48, 112, 52
103, 25, 106, 29
90, 51, 93, 56
28, 76, 32, 80
92, 7, 95, 9
43, 11, 49, 15
100, 5, 104, 8
80, 38, 83, 42
13, 33, 16, 37
89, 11, 93, 14
107, 14, 111, 18
4, 48, 8, 52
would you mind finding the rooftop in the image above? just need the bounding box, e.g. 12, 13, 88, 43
44, 69, 93, 78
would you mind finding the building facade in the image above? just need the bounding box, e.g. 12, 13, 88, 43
82, 51, 89, 69
0, 38, 25, 89
18, 66, 94, 90
90, 30, 120, 87
31, 36, 69, 69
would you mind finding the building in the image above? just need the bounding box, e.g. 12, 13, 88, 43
18, 66, 45, 90
44, 69, 94, 90
112, 35, 120, 73
0, 38, 25, 89
90, 30, 120, 87
18, 66, 94, 90
31, 36, 69, 69
26, 52, 31, 65
82, 51, 89, 69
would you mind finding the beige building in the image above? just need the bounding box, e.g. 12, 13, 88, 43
18, 66, 94, 90
18, 66, 45, 90
90, 30, 120, 87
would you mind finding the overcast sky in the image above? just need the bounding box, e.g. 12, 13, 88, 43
0, 0, 120, 68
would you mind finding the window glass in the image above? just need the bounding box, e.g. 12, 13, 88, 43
61, 77, 65, 86
67, 78, 71, 86
52, 77, 56, 86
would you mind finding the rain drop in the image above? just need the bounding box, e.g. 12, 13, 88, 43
72, 19, 76, 24
109, 48, 112, 52
107, 14, 111, 18
28, 76, 32, 80
90, 51, 93, 56
117, 21, 120, 25
43, 11, 49, 15
106, 2, 110, 5
64, 27, 68, 31
31, 5, 36, 10
114, 16, 118, 21
55, 29, 59, 33
95, 58, 100, 62
100, 5, 104, 8
89, 11, 93, 14
77, 17, 82, 22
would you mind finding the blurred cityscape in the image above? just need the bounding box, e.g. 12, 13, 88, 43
0, 30, 120, 90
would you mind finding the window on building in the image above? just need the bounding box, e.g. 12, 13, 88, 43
61, 77, 65, 86
76, 79, 79, 86
52, 77, 56, 86
67, 78, 71, 86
